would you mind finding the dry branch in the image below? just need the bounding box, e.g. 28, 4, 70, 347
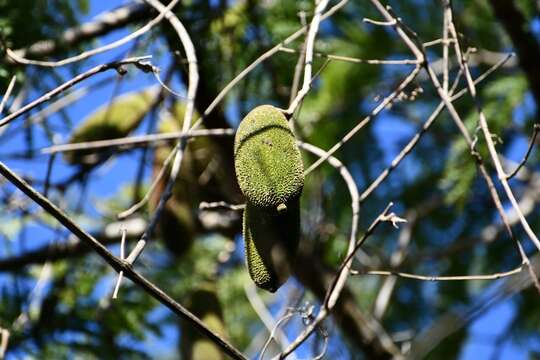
0, 161, 246, 360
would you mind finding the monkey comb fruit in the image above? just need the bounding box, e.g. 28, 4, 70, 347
234, 105, 304, 292
234, 105, 304, 210
180, 283, 227, 360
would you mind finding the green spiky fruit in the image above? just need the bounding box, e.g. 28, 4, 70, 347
65, 88, 156, 165
235, 105, 303, 292
234, 105, 304, 210
243, 200, 300, 292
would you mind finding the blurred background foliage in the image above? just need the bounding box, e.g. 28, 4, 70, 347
0, 0, 539, 359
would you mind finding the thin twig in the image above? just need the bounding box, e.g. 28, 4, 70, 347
12, 262, 53, 331
368, 0, 536, 296
445, 2, 540, 252
368, 0, 517, 253
298, 144, 360, 304
199, 201, 245, 211
373, 210, 417, 319
442, 3, 450, 93
288, 39, 307, 109
372, 0, 540, 294
42, 128, 234, 154
112, 227, 127, 299
363, 17, 397, 26
281, 143, 401, 358
505, 123, 540, 180
243, 283, 295, 359
359, 53, 514, 202
277, 203, 404, 359
0, 160, 246, 360
443, 0, 540, 291
3, 76, 114, 141
261, 313, 295, 360
279, 46, 419, 65
43, 152, 56, 197
304, 65, 421, 176
5, 0, 179, 67
7, 3, 152, 62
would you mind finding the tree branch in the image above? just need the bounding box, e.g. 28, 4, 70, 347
0, 161, 246, 360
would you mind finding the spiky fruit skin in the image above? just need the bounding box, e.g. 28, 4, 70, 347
235, 105, 303, 292
180, 283, 227, 360
243, 200, 300, 292
234, 105, 304, 209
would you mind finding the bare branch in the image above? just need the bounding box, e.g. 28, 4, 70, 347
0, 56, 154, 128
281, 143, 402, 359
197, 0, 349, 126
373, 210, 417, 319
408, 254, 540, 358
360, 52, 514, 203
243, 283, 295, 359
279, 46, 419, 65
0, 160, 246, 360
112, 227, 127, 299
199, 201, 245, 211
505, 124, 540, 180
121, 0, 199, 268
0, 328, 9, 360
117, 146, 178, 220
0, 76, 16, 115
5, 0, 179, 67
304, 65, 421, 175
445, 2, 540, 253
